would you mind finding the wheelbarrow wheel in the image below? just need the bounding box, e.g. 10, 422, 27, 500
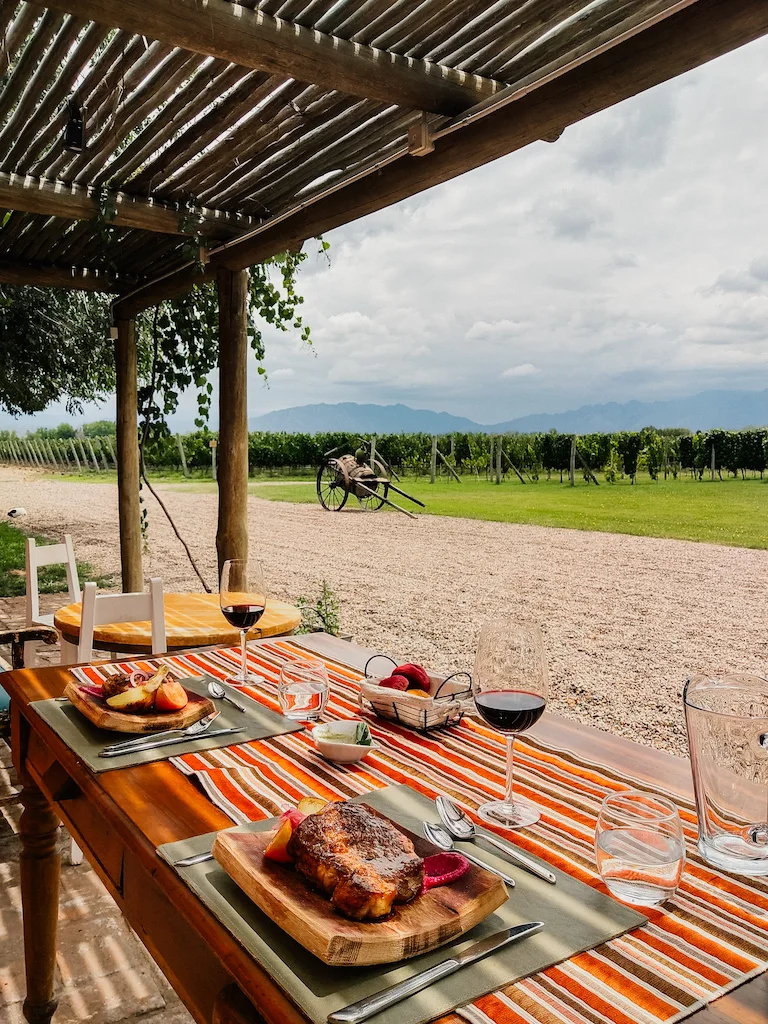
316, 459, 349, 511
357, 460, 389, 511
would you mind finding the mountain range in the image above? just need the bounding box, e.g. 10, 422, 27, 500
248, 390, 768, 434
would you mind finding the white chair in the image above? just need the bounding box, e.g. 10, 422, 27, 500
69, 578, 166, 868
25, 535, 81, 666
77, 578, 167, 663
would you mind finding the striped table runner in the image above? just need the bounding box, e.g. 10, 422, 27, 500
80, 641, 768, 1024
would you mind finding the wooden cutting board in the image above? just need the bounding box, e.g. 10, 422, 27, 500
212, 813, 508, 966
64, 681, 215, 734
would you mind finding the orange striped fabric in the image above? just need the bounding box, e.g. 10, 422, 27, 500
82, 642, 768, 1024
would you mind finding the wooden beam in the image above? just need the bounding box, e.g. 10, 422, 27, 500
114, 0, 768, 313
212, 0, 768, 270
215, 268, 249, 578
40, 0, 496, 115
0, 261, 119, 291
115, 320, 144, 592
0, 173, 250, 238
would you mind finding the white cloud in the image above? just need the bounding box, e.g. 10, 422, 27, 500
466, 319, 524, 340
502, 363, 540, 379
270, 368, 294, 378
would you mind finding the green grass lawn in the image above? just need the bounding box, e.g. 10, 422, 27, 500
0, 522, 113, 598
243, 473, 768, 549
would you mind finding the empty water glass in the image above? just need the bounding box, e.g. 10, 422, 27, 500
278, 660, 329, 721
595, 790, 685, 907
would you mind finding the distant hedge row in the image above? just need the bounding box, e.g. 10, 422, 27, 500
4, 427, 767, 480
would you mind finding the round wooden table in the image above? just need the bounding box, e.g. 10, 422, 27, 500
54, 591, 302, 664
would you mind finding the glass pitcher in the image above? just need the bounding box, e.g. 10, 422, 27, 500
684, 674, 768, 875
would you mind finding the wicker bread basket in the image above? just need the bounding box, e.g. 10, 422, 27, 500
359, 655, 472, 733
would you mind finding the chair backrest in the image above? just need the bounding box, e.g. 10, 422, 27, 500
25, 534, 81, 625
77, 578, 166, 662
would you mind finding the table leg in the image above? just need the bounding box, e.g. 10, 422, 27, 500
19, 781, 61, 1024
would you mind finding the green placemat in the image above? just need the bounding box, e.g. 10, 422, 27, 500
158, 784, 646, 1024
30, 674, 302, 773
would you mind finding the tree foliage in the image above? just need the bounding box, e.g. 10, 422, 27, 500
0, 249, 316, 430
0, 287, 116, 415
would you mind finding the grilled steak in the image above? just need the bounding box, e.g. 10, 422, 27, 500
286, 801, 424, 920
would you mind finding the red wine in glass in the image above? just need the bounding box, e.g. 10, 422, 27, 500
221, 604, 265, 631
472, 620, 549, 829
475, 690, 546, 733
220, 559, 268, 684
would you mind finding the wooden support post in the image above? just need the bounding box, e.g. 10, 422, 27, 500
495, 436, 502, 484
370, 436, 377, 471
69, 439, 81, 473
95, 438, 109, 471
45, 441, 58, 469
430, 436, 437, 484
77, 439, 89, 469
210, 439, 217, 482
60, 442, 71, 469
115, 318, 143, 592
176, 434, 190, 477
569, 436, 576, 486
711, 442, 716, 480
215, 268, 249, 578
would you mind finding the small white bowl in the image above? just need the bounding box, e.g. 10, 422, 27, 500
312, 720, 375, 763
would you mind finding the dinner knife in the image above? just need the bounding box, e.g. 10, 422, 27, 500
327, 921, 544, 1024
98, 727, 243, 757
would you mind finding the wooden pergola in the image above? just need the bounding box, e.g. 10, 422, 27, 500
1, 0, 766, 591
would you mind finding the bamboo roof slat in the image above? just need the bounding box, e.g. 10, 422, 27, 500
197, 90, 359, 206
100, 63, 246, 189
31, 33, 149, 177
0, 15, 84, 149
160, 80, 313, 198
127, 71, 275, 192
81, 51, 206, 186
208, 100, 393, 209
495, 0, 680, 81
0, 10, 66, 124
2, 3, 39, 71
1, 23, 108, 171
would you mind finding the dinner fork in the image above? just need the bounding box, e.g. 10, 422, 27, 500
100, 711, 221, 754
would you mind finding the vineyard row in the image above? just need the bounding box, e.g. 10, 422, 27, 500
2, 427, 767, 480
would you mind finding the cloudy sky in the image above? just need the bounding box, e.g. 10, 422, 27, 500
11, 32, 768, 431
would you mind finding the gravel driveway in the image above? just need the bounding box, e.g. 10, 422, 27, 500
3, 466, 766, 755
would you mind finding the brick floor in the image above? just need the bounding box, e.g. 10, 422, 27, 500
0, 596, 194, 1024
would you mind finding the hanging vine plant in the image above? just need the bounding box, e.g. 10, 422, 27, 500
134, 245, 322, 589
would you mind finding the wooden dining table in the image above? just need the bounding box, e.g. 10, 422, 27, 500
4, 633, 765, 1024
53, 591, 302, 664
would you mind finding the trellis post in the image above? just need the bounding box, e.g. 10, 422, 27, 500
215, 268, 249, 578
430, 436, 437, 483
115, 318, 144, 592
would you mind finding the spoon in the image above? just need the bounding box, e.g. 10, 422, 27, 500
423, 822, 515, 888
436, 795, 557, 885
207, 680, 246, 712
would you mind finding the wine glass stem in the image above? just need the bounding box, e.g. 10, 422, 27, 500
240, 628, 248, 678
504, 735, 516, 808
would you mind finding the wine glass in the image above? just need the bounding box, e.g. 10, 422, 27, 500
472, 619, 549, 829
219, 559, 267, 685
